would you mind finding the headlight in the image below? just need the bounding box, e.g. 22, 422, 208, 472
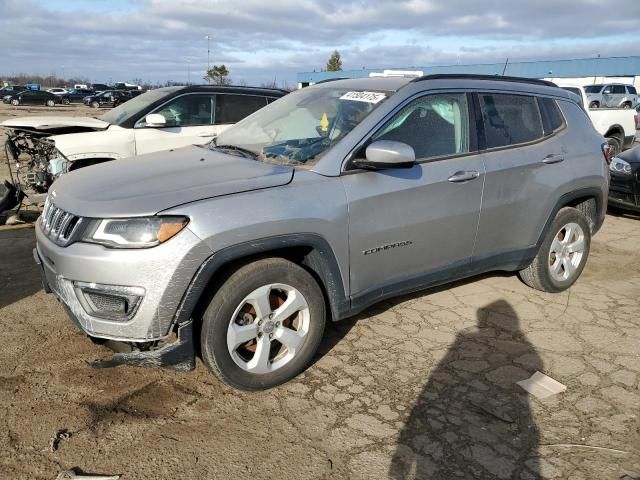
609, 157, 632, 175
82, 216, 189, 248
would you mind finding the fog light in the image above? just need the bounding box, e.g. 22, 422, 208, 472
74, 282, 145, 321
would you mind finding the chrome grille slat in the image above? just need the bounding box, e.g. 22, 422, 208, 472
39, 198, 83, 247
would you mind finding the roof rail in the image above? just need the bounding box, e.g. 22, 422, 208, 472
410, 74, 557, 87
314, 77, 351, 85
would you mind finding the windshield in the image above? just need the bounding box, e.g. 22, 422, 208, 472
211, 87, 390, 167
584, 85, 603, 94
99, 87, 179, 125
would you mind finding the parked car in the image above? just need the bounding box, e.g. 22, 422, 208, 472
0, 85, 27, 97
47, 88, 69, 95
3, 89, 62, 106
559, 84, 637, 158
608, 144, 640, 212
90, 83, 111, 91
584, 83, 638, 109
60, 88, 95, 104
1, 85, 287, 193
34, 75, 608, 390
83, 89, 130, 108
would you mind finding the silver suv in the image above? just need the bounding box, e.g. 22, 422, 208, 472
34, 75, 609, 390
585, 83, 638, 109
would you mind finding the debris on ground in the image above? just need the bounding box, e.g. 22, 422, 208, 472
517, 371, 567, 399
48, 429, 72, 452
55, 469, 120, 480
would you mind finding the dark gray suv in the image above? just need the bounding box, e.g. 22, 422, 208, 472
35, 75, 609, 390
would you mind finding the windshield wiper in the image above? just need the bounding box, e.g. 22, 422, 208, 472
211, 144, 260, 160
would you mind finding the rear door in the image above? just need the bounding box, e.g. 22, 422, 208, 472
473, 93, 569, 261
341, 92, 485, 298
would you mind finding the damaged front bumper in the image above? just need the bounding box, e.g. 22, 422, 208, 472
33, 220, 213, 371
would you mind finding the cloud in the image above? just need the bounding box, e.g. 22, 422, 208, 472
0, 0, 638, 85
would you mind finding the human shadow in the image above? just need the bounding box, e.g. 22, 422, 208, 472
0, 227, 42, 309
389, 300, 543, 479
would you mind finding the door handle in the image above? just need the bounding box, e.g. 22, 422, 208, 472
447, 170, 480, 183
543, 154, 565, 164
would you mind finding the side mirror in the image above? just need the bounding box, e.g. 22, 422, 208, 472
143, 113, 167, 128
353, 140, 416, 170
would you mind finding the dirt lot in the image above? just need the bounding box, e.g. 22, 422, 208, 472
0, 103, 639, 479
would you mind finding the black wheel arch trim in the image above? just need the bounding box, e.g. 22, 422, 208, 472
172, 233, 350, 330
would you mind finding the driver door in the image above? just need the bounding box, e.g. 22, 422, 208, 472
341, 93, 484, 298
134, 93, 220, 155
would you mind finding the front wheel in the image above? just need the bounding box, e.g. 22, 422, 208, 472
607, 136, 621, 160
90, 101, 100, 108
62, 97, 70, 105
589, 101, 599, 109
46, 99, 55, 107
200, 258, 326, 391
622, 102, 632, 109
10, 99, 19, 106
519, 207, 591, 293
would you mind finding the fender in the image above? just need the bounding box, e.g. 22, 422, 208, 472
172, 233, 351, 328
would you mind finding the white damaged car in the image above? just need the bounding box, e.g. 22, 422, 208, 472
1, 85, 286, 200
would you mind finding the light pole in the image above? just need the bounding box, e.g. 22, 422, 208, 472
205, 34, 212, 77
187, 59, 191, 85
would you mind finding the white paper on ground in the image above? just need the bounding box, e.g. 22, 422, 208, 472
516, 371, 567, 399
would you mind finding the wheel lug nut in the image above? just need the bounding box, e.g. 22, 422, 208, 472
258, 320, 262, 326
258, 332, 263, 338
269, 313, 274, 319
269, 333, 273, 339
275, 322, 280, 327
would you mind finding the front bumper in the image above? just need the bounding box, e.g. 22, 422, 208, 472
609, 170, 640, 212
35, 222, 213, 342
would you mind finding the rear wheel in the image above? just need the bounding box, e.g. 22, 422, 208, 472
622, 102, 632, 109
200, 258, 326, 391
90, 101, 100, 108
519, 207, 591, 293
589, 101, 599, 108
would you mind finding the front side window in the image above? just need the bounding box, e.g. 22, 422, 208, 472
479, 93, 543, 148
372, 93, 469, 160
215, 94, 268, 124
212, 87, 390, 167
154, 94, 216, 127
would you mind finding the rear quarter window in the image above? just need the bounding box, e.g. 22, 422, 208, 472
478, 93, 543, 148
627, 86, 637, 95
537, 97, 565, 135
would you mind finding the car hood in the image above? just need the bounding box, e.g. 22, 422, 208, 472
0, 116, 110, 132
50, 145, 294, 217
617, 144, 640, 164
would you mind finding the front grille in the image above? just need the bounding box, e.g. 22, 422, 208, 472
40, 197, 85, 247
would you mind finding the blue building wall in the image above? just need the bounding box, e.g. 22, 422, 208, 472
297, 56, 640, 84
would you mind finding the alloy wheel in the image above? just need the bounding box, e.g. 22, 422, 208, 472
548, 222, 585, 282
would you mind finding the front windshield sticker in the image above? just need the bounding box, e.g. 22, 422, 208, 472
339, 91, 387, 104
320, 112, 329, 133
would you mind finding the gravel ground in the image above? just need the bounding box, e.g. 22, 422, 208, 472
0, 103, 639, 479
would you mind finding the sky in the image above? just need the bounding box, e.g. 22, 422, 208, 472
1, 0, 639, 87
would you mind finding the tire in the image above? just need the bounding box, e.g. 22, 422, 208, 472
606, 136, 622, 160
46, 99, 55, 107
62, 97, 70, 105
10, 99, 19, 106
519, 207, 591, 293
200, 257, 326, 391
589, 101, 599, 109
622, 102, 632, 109
90, 101, 100, 108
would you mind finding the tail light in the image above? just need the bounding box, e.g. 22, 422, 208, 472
601, 142, 611, 164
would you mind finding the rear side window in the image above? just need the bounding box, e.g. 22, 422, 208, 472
215, 94, 268, 124
627, 86, 637, 95
610, 85, 625, 94
537, 97, 565, 135
478, 93, 543, 148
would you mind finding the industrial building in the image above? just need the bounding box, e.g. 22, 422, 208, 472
296, 55, 640, 89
